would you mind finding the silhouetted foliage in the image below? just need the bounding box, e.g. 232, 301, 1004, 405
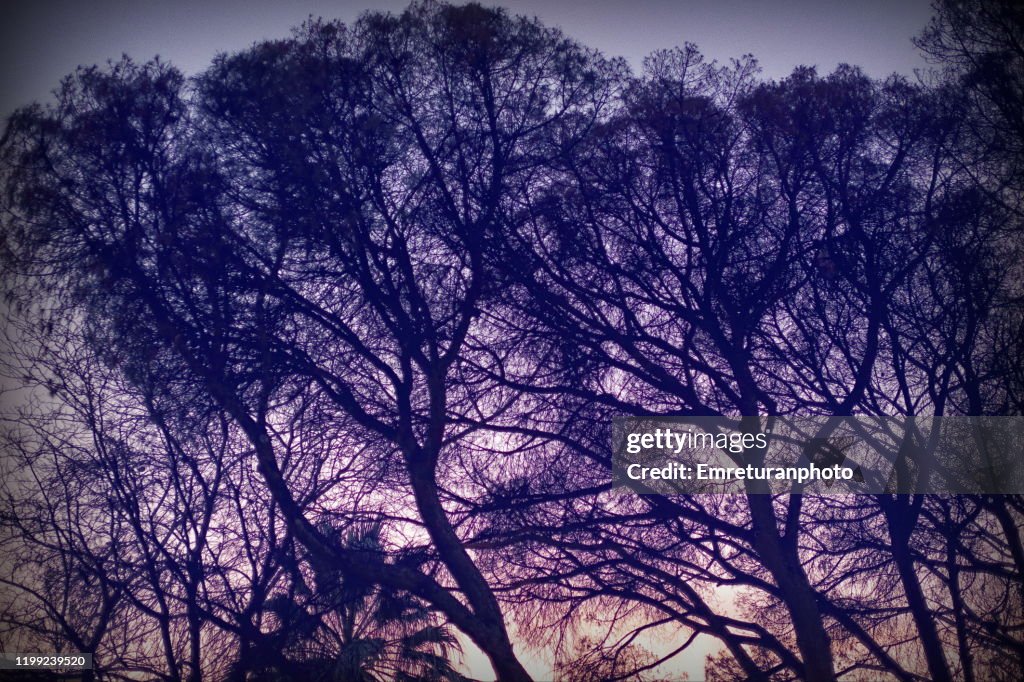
1, 1, 1021, 681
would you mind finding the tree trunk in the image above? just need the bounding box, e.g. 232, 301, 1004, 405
747, 494, 837, 682
407, 456, 533, 682
884, 497, 953, 682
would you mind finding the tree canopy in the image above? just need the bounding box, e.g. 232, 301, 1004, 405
1, 1, 1022, 680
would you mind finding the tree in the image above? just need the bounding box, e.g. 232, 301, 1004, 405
2, 2, 1022, 680
0, 3, 621, 679
0, 301, 293, 681
482, 47, 1022, 681
250, 523, 468, 682
915, 0, 1024, 191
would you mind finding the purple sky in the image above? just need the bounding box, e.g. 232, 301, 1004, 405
0, 0, 937, 677
2, 0, 934, 119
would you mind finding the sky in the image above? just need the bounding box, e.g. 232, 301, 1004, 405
0, 0, 937, 678
1, 0, 936, 119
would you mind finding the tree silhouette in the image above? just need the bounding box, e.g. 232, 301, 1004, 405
1, 1, 1021, 680
480, 45, 1022, 681
247, 523, 468, 682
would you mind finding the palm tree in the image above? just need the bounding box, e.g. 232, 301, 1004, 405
249, 524, 470, 682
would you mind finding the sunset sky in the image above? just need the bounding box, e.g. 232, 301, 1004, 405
2, 0, 934, 119
0, 2, 953, 679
